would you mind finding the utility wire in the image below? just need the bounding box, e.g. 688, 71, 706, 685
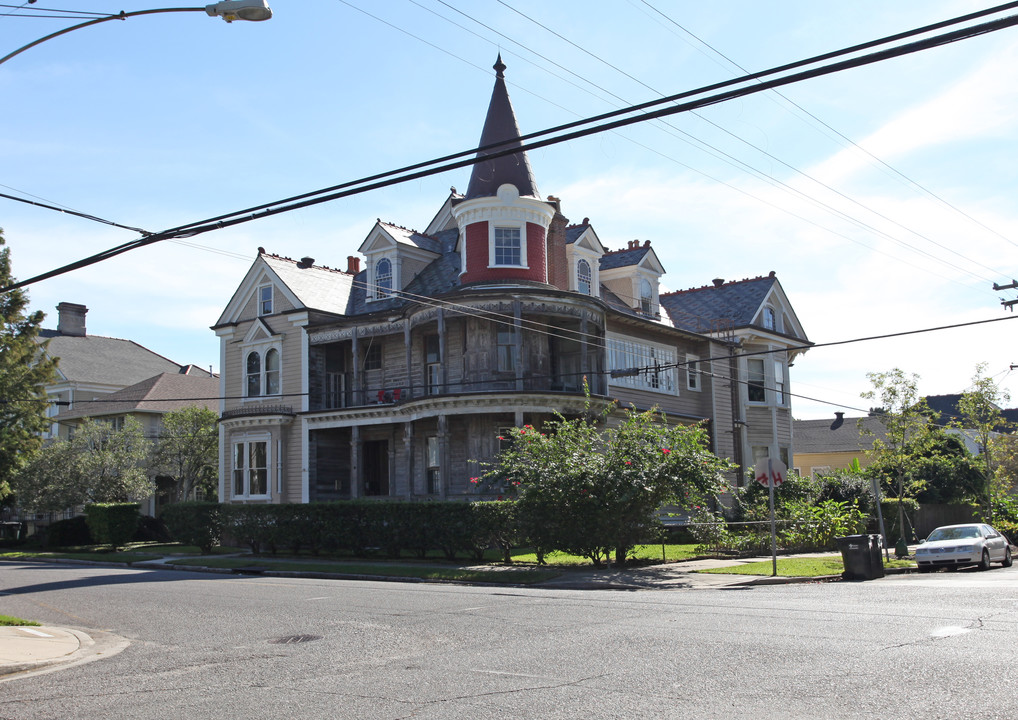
639, 0, 1018, 252
8, 6, 1018, 293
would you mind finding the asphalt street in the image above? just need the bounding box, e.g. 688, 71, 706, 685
2, 561, 1017, 719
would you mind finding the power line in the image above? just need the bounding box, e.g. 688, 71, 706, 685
8, 6, 1018, 293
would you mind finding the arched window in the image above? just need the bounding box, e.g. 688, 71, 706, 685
246, 352, 261, 397
577, 259, 592, 295
763, 307, 777, 330
376, 258, 392, 298
640, 278, 653, 314
245, 347, 282, 397
265, 348, 280, 395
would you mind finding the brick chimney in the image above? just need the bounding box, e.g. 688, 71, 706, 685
56, 302, 87, 337
347, 256, 361, 274
546, 210, 569, 290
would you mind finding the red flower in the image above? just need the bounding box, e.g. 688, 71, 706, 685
470, 477, 480, 484
625, 461, 632, 465
662, 448, 671, 454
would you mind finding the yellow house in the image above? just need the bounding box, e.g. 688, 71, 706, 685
793, 413, 887, 477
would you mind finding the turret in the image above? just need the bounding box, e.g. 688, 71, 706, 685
454, 56, 555, 286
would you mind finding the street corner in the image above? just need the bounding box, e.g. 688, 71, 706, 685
0, 626, 129, 682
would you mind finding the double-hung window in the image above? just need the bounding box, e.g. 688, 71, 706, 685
747, 358, 766, 403
686, 354, 701, 391
425, 335, 441, 395
493, 226, 522, 266
774, 360, 785, 405
496, 326, 517, 373
259, 285, 273, 316
233, 438, 269, 499
426, 437, 440, 494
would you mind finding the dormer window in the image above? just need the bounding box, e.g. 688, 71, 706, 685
258, 285, 273, 316
375, 258, 393, 298
577, 259, 592, 295
763, 307, 777, 330
640, 278, 653, 314
494, 226, 522, 266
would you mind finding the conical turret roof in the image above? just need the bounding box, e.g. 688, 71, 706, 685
464, 55, 540, 200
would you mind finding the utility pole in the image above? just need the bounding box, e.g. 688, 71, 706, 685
993, 280, 1018, 311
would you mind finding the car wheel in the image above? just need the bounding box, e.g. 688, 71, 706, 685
979, 549, 992, 571
1003, 547, 1013, 568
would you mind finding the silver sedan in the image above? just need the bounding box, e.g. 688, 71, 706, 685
915, 523, 1013, 572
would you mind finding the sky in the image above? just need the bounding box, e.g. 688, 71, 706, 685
2, 0, 1017, 420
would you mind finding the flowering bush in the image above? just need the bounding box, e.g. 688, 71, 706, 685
481, 393, 733, 565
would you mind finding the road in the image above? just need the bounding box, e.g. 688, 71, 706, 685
1, 561, 1017, 719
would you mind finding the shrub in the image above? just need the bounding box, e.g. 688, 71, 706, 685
133, 514, 173, 543
160, 501, 223, 554
44, 516, 92, 547
84, 503, 140, 549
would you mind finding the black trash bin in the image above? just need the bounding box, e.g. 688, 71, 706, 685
836, 534, 885, 580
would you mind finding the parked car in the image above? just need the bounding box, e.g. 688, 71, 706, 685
915, 523, 1012, 573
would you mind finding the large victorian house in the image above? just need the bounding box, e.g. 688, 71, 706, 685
213, 57, 810, 505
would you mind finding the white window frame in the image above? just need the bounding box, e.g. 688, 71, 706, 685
489, 222, 528, 269
426, 436, 440, 494
686, 354, 701, 392
258, 284, 273, 316
243, 343, 283, 400
762, 306, 778, 331
576, 259, 592, 295
606, 335, 677, 395
232, 434, 271, 500
374, 257, 393, 299
747, 358, 766, 403
773, 360, 786, 405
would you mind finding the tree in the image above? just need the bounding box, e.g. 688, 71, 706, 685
956, 362, 1010, 521
482, 396, 732, 566
150, 406, 219, 502
12, 416, 153, 510
861, 369, 936, 542
0, 228, 58, 500
866, 431, 983, 505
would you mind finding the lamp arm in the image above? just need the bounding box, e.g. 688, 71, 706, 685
0, 8, 204, 68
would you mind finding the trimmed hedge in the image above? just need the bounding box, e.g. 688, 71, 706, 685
84, 503, 140, 549
160, 501, 223, 554
161, 500, 521, 560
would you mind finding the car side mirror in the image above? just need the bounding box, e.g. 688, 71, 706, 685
918, 539, 926, 544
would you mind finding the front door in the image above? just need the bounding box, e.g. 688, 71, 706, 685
362, 440, 389, 496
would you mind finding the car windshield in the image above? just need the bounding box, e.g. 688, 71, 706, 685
927, 526, 980, 541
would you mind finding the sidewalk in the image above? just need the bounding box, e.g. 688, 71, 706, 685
0, 550, 906, 680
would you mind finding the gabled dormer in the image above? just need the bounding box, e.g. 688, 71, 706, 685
598, 240, 666, 319
564, 220, 605, 297
216, 252, 302, 327
751, 276, 807, 341
359, 221, 443, 302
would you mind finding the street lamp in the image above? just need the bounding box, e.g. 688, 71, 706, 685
0, 2, 272, 67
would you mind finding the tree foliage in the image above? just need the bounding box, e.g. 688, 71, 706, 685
12, 416, 153, 510
0, 229, 58, 499
150, 406, 219, 502
956, 362, 1010, 520
481, 398, 732, 566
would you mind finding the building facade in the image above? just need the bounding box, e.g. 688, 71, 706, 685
213, 57, 811, 505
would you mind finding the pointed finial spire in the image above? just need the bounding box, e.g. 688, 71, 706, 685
494, 53, 506, 78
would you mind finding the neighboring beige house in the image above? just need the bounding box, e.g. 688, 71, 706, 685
38, 302, 213, 440
51, 372, 220, 515
212, 56, 812, 505
793, 413, 888, 477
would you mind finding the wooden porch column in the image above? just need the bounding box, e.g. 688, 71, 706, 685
403, 421, 415, 498
437, 308, 447, 394
514, 299, 524, 391
350, 425, 362, 498
351, 331, 362, 406
403, 320, 412, 399
438, 414, 449, 499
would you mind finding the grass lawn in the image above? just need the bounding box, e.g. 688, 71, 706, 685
0, 614, 40, 627
509, 544, 701, 566
698, 555, 916, 577
168, 556, 558, 584
0, 549, 158, 564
